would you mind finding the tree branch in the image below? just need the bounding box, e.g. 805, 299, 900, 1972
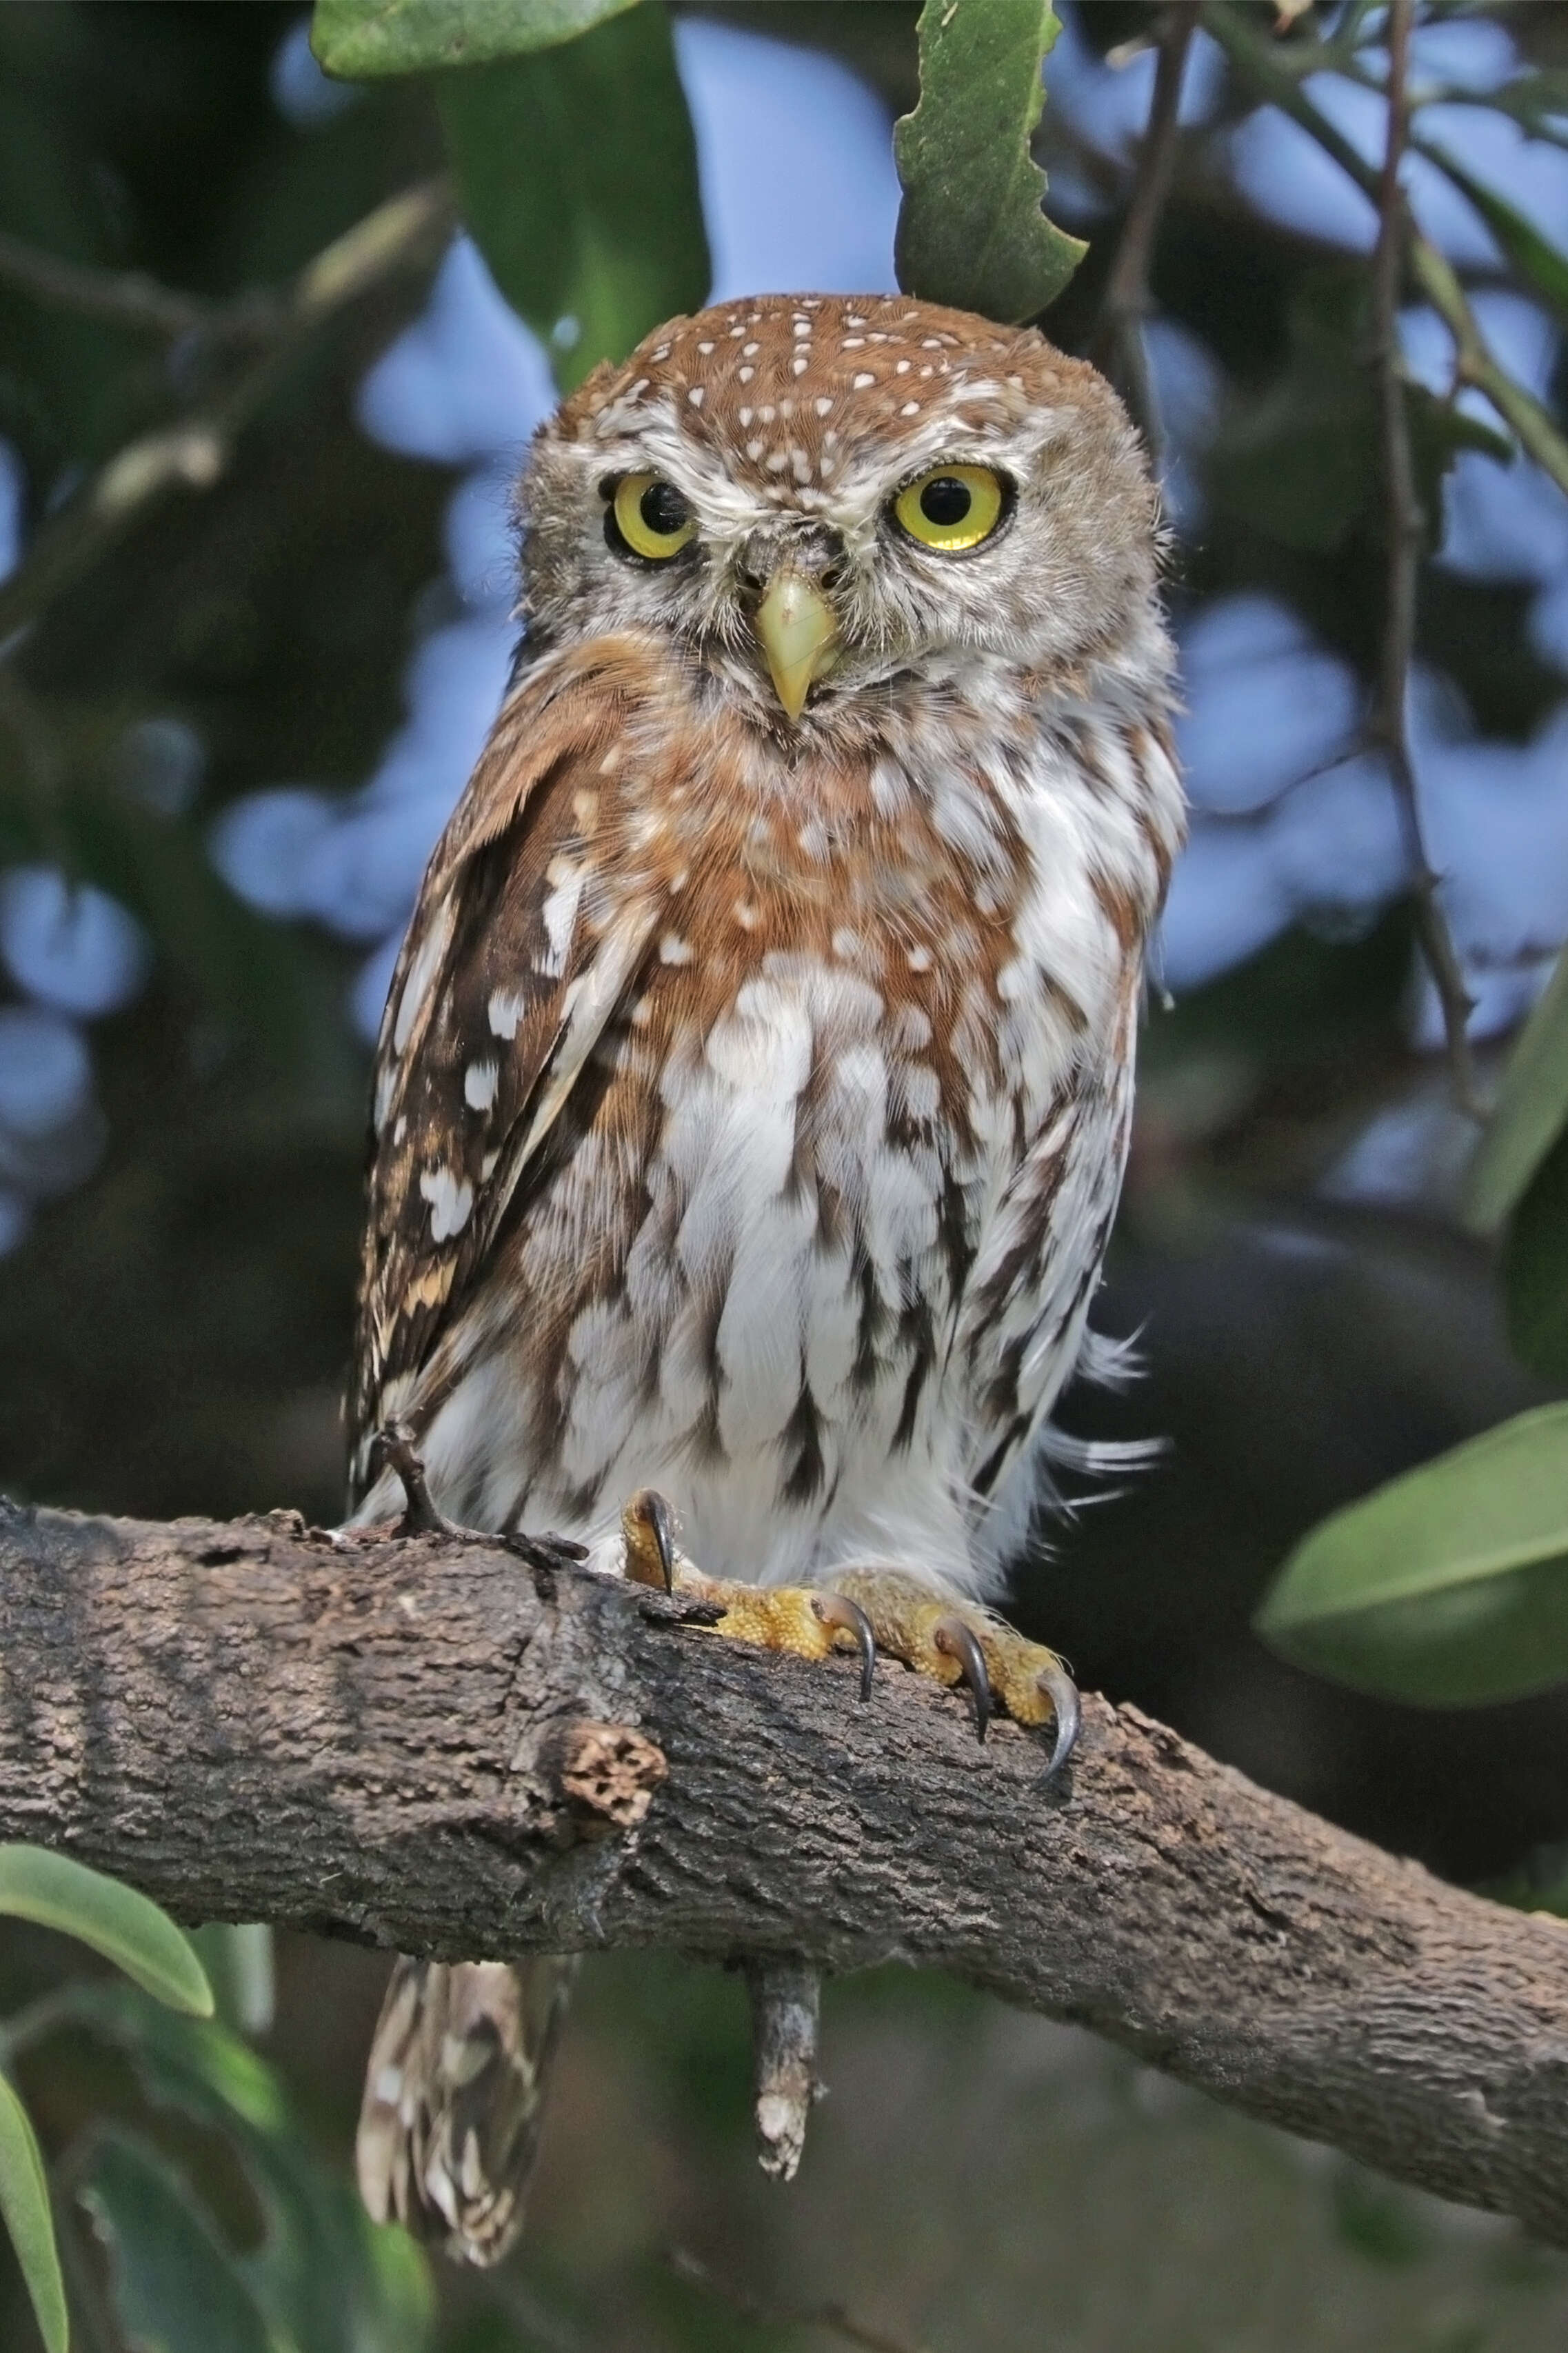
3, 1499, 1568, 2246
0, 228, 220, 339
1089, 2, 1200, 463
1370, 0, 1481, 1118
0, 179, 454, 652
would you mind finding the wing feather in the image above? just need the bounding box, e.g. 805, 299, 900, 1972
348, 639, 669, 1496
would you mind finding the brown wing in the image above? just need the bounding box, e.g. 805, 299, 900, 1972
348, 638, 667, 1499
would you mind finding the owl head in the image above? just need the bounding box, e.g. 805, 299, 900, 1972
519, 294, 1165, 733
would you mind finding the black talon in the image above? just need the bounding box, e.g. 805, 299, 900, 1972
622, 1488, 678, 1592
1038, 1663, 1080, 1780
811, 1592, 876, 1701
933, 1615, 991, 1744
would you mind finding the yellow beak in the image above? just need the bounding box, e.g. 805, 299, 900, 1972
754, 570, 839, 721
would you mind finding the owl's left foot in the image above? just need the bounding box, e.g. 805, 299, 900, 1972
621, 1492, 1077, 1776
370, 1423, 589, 1574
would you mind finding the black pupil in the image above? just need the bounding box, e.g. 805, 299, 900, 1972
919, 475, 972, 527
640, 481, 689, 537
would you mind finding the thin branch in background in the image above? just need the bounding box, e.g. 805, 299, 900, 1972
0, 227, 225, 340
1410, 232, 1568, 498
667, 2246, 936, 2353
1089, 1, 1200, 463
1201, 0, 1568, 500
0, 178, 454, 653
1369, 0, 1482, 1118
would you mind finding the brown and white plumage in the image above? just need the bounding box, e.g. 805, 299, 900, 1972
350, 293, 1184, 2263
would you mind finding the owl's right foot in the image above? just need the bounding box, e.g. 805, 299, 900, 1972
619, 1492, 1077, 1773
369, 1423, 588, 1574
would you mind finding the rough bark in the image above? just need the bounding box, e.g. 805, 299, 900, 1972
3, 1497, 1567, 2243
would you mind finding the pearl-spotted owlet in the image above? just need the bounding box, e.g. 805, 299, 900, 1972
348, 292, 1184, 2264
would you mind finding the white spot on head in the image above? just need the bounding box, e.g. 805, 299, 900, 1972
792, 356, 808, 376
420, 1165, 474, 1241
843, 337, 865, 350
901, 401, 921, 417
896, 359, 911, 374
687, 386, 705, 408
814, 397, 833, 417
464, 1059, 499, 1111
792, 320, 812, 339
697, 340, 714, 354
738, 367, 754, 385
743, 341, 759, 357
660, 932, 693, 965
766, 450, 790, 472
746, 439, 764, 461
852, 372, 875, 390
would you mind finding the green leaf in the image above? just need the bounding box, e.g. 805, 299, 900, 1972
81, 2133, 271, 2353
1502, 1121, 1568, 1383
189, 1925, 275, 2039
0, 2073, 66, 2353
894, 0, 1085, 323
46, 1987, 433, 2353
0, 1848, 212, 2018
1415, 137, 1568, 325
436, 1, 709, 391
1256, 1403, 1568, 1706
1463, 942, 1568, 1233
312, 0, 640, 78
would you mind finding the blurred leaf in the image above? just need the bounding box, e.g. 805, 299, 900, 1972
1142, 905, 1415, 1077
1483, 1838, 1568, 1916
312, 0, 640, 78
894, 0, 1085, 322
436, 2, 708, 391
189, 1925, 275, 2038
1213, 267, 1500, 555
52, 1985, 434, 2353
1257, 1403, 1568, 1705
81, 2132, 271, 2353
0, 2072, 66, 2353
1331, 2165, 1429, 2267
1214, 271, 1375, 552
1502, 1121, 1568, 1383
1416, 139, 1568, 324
0, 1846, 212, 2016
1463, 941, 1568, 1233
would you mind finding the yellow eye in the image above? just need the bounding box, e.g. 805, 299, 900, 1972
611, 471, 696, 561
892, 463, 1007, 553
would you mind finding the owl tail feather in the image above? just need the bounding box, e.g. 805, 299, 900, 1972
356, 1954, 578, 2267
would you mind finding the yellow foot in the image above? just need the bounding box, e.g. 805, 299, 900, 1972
619, 1492, 1078, 1778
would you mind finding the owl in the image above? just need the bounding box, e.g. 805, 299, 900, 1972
349, 292, 1184, 2263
